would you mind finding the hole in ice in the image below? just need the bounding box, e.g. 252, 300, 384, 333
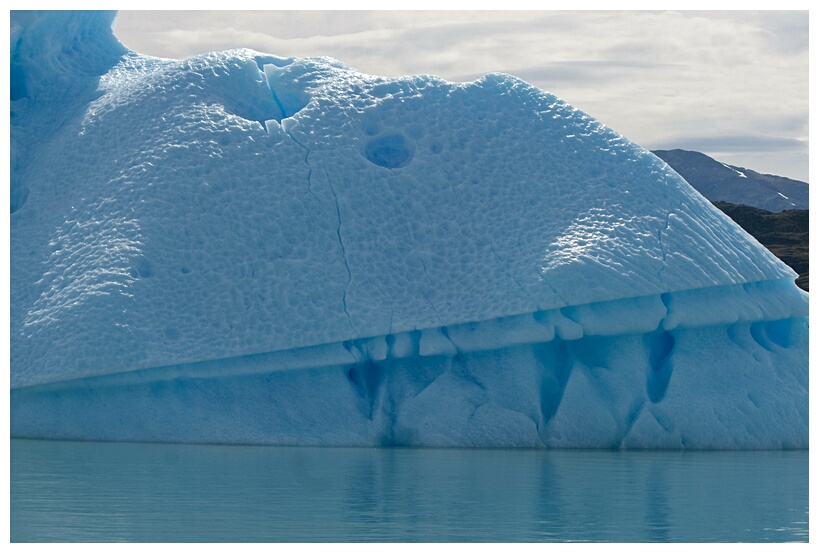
130, 257, 154, 279
262, 63, 311, 122
206, 58, 289, 127
253, 55, 292, 73
364, 133, 415, 169
750, 319, 792, 351
763, 319, 792, 348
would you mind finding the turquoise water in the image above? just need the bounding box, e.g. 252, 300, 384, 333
10, 439, 808, 542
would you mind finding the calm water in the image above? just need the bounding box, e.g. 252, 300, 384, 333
10, 439, 808, 542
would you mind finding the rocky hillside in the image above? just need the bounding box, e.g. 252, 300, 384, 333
713, 201, 808, 291
653, 149, 808, 213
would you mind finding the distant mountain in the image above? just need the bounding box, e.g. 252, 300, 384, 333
652, 149, 808, 212
711, 201, 808, 291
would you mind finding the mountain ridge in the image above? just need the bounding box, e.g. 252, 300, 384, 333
652, 148, 807, 212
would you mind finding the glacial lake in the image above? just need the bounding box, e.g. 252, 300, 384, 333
10, 439, 808, 542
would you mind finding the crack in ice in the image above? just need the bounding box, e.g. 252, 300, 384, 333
325, 163, 357, 338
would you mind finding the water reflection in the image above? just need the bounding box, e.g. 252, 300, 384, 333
644, 460, 671, 542
10, 439, 808, 542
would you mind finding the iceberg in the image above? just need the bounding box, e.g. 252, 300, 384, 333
10, 11, 808, 448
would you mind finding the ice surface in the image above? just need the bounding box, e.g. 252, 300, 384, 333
10, 11, 808, 448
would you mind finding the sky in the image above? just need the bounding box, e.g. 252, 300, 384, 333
111, 9, 810, 183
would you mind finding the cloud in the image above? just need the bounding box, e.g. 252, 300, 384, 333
456, 60, 688, 90
651, 134, 807, 155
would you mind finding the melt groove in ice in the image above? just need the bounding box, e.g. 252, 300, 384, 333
10, 11, 808, 448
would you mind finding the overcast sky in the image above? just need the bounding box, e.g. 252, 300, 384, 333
113, 10, 809, 182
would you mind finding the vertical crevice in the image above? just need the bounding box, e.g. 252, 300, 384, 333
274, 109, 353, 336
347, 360, 383, 420
616, 398, 646, 449
267, 81, 289, 120
534, 339, 573, 431
280, 122, 319, 202
324, 163, 356, 338
645, 327, 675, 403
